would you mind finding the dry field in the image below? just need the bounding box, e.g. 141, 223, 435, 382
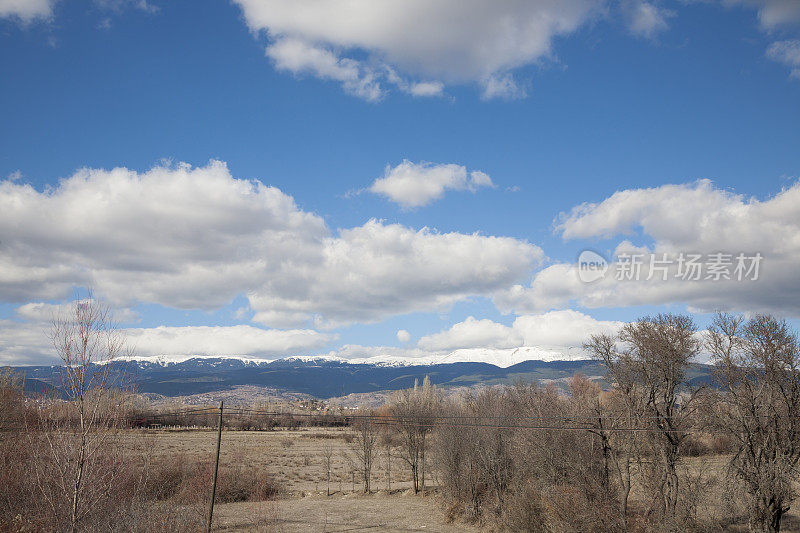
115, 427, 417, 494
113, 427, 475, 532
111, 428, 800, 532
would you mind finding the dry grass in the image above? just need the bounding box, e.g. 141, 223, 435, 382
109, 427, 455, 531
213, 492, 482, 532
101, 428, 800, 531
113, 427, 416, 495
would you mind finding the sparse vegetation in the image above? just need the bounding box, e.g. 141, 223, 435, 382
4, 310, 800, 531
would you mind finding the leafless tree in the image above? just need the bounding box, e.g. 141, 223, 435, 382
706, 312, 800, 533
388, 376, 439, 493
584, 334, 646, 524
348, 415, 379, 493
0, 368, 25, 431
380, 431, 396, 491
31, 296, 132, 533
586, 313, 701, 524
322, 441, 334, 496
434, 396, 484, 519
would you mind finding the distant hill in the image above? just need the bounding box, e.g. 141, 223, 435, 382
6, 357, 715, 399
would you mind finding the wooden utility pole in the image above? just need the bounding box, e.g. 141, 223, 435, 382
386, 441, 391, 491
206, 401, 223, 533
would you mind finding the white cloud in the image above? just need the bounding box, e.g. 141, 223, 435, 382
124, 325, 334, 359
0, 160, 541, 330
16, 300, 140, 324
481, 73, 528, 100
497, 179, 800, 316
418, 316, 521, 351
0, 317, 334, 365
0, 160, 326, 308
369, 160, 496, 208
93, 0, 159, 13
720, 1, 800, 79
324, 310, 624, 366
0, 319, 55, 365
417, 310, 621, 352
396, 329, 410, 343
266, 37, 383, 101
0, 0, 54, 21
622, 0, 673, 38
233, 0, 603, 99
767, 40, 800, 79
248, 219, 541, 328
512, 309, 623, 347
724, 0, 800, 30
408, 81, 445, 97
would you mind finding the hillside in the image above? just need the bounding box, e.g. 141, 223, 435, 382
8, 357, 715, 400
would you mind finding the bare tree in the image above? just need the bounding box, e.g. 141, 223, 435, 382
586, 313, 700, 523
434, 396, 484, 519
0, 368, 25, 431
706, 312, 800, 533
348, 415, 379, 493
388, 376, 439, 493
322, 441, 334, 496
32, 296, 131, 533
584, 334, 646, 524
380, 431, 395, 491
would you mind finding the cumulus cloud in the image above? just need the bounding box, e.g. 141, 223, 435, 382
513, 309, 624, 346
417, 310, 622, 352
418, 316, 521, 351
233, 0, 603, 99
249, 219, 541, 329
0, 160, 541, 330
496, 179, 800, 316
0, 0, 54, 21
0, 160, 326, 308
396, 329, 410, 343
369, 160, 495, 208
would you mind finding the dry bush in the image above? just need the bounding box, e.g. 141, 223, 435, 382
434, 383, 626, 530
216, 464, 284, 503
501, 481, 550, 532
137, 456, 284, 505
1, 426, 207, 532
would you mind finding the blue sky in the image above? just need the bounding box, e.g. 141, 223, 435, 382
1, 0, 799, 365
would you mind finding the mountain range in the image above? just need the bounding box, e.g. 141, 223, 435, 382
8, 356, 715, 400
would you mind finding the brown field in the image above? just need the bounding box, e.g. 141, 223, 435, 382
111, 427, 800, 532
113, 427, 477, 532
